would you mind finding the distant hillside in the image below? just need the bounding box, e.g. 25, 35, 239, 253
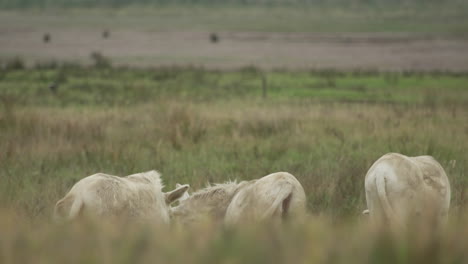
0, 0, 464, 9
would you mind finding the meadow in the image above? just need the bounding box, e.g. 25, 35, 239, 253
0, 63, 467, 263
2, 4, 468, 34
2, 2, 468, 73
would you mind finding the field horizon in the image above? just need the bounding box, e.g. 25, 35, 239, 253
2, 4, 468, 71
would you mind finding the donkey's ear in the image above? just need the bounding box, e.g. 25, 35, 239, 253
165, 184, 190, 204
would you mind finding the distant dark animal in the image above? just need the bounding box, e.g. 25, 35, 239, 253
102, 30, 110, 39
210, 33, 219, 43
43, 33, 51, 43
49, 82, 58, 94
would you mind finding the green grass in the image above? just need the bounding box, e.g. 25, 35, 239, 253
1, 4, 468, 33
1, 65, 467, 216
0, 65, 467, 263
1, 67, 467, 106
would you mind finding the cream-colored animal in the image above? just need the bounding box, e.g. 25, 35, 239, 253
54, 170, 189, 224
225, 172, 307, 225
171, 172, 306, 225
364, 153, 450, 227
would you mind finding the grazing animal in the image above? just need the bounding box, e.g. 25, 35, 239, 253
43, 33, 51, 43
48, 82, 58, 94
364, 153, 450, 228
209, 32, 219, 43
54, 170, 189, 224
102, 29, 110, 39
225, 172, 307, 225
171, 172, 306, 225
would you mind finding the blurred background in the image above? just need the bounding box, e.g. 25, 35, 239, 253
1, 0, 468, 71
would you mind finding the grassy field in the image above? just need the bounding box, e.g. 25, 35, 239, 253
0, 64, 467, 263
3, 5, 468, 71
2, 2, 467, 262
2, 4, 468, 34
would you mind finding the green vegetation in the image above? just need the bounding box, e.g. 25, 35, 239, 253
0, 0, 465, 9
2, 65, 468, 107
1, 65, 467, 263
1, 4, 468, 34
1, 65, 467, 216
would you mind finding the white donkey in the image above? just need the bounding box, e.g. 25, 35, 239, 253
54, 170, 189, 225
171, 172, 306, 225
364, 153, 450, 228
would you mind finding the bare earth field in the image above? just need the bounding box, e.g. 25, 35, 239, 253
2, 29, 468, 71
1, 10, 468, 71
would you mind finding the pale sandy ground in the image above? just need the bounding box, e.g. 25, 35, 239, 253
2, 28, 468, 71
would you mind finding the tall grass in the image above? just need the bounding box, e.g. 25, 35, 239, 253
0, 66, 467, 263
1, 212, 468, 263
